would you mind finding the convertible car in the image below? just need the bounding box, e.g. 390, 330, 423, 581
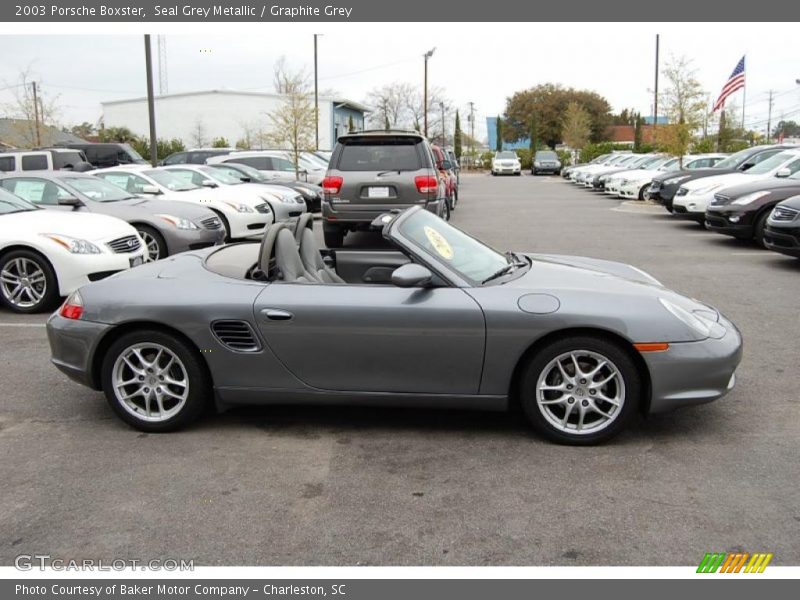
47, 207, 742, 444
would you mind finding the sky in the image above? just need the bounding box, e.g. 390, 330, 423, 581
2, 22, 799, 142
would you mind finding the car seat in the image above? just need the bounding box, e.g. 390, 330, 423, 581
294, 213, 345, 283
258, 222, 320, 284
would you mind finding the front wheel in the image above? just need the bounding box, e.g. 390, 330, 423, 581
519, 336, 640, 445
101, 330, 212, 432
0, 249, 59, 313
323, 223, 345, 248
753, 210, 771, 248
440, 199, 451, 221
135, 225, 167, 262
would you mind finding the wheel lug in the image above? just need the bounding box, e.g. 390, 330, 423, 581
580, 379, 587, 384
143, 387, 150, 393
566, 384, 573, 390
138, 376, 144, 381
567, 397, 575, 404
158, 375, 164, 380
581, 400, 589, 407
589, 389, 596, 395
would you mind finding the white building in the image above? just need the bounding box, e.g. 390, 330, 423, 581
101, 89, 369, 151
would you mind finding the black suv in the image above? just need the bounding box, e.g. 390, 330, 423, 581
162, 149, 232, 165
321, 130, 447, 248
60, 143, 147, 168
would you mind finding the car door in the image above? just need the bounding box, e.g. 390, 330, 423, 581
253, 282, 486, 395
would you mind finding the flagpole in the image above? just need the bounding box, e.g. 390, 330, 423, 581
741, 55, 746, 130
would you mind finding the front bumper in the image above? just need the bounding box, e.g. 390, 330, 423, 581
672, 192, 711, 220
763, 224, 800, 257
705, 208, 755, 238
644, 314, 743, 414
47, 313, 113, 389
166, 226, 226, 255
53, 250, 147, 297
618, 182, 647, 199
271, 200, 308, 222
493, 166, 521, 175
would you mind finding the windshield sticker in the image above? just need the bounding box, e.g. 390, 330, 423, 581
424, 225, 454, 260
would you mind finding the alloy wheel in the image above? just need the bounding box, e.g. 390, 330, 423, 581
0, 257, 47, 309
535, 350, 625, 435
139, 230, 161, 261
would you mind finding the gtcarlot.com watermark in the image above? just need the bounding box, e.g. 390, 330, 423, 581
14, 554, 194, 571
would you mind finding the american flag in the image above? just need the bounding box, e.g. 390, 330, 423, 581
712, 56, 746, 112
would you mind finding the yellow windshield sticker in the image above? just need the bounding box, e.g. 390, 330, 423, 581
424, 225, 454, 260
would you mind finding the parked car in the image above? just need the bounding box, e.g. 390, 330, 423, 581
706, 176, 800, 246
613, 154, 728, 200
206, 151, 316, 183
673, 150, 800, 222
561, 153, 611, 179
445, 148, 460, 184
648, 145, 797, 212
0, 149, 91, 173
320, 129, 448, 248
0, 187, 146, 313
570, 153, 634, 184
92, 166, 275, 241
531, 150, 562, 175
161, 148, 233, 166
597, 154, 663, 193
432, 144, 458, 210
491, 151, 522, 176
763, 196, 800, 258
205, 162, 321, 212
47, 205, 742, 445
161, 164, 305, 223
0, 171, 225, 262
61, 143, 147, 168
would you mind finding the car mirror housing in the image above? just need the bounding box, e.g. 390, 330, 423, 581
201, 180, 218, 188
57, 196, 83, 207
391, 263, 433, 288
776, 168, 792, 178
140, 184, 161, 194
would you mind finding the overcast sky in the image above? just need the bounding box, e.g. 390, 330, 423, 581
2, 23, 799, 141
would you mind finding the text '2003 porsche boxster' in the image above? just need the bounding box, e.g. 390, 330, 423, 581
47, 207, 742, 444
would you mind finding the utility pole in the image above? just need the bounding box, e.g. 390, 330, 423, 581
423, 47, 436, 138
143, 35, 158, 167
468, 101, 476, 167
653, 34, 659, 141
766, 89, 775, 142
314, 34, 320, 150
31, 81, 41, 147
440, 101, 446, 146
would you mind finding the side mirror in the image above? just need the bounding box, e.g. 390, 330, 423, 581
391, 263, 433, 288
140, 184, 161, 194
776, 168, 791, 178
57, 196, 82, 207
240, 176, 252, 182
201, 180, 218, 188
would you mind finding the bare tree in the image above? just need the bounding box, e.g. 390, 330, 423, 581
659, 55, 707, 166
365, 82, 415, 129
1, 68, 61, 148
190, 118, 207, 148
561, 102, 592, 160
266, 58, 315, 179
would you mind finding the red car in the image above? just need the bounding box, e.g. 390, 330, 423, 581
432, 144, 458, 212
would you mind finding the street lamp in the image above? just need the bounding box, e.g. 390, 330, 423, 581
440, 101, 446, 146
423, 47, 436, 138
313, 34, 323, 151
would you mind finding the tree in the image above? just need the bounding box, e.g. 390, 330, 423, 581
189, 118, 207, 148
68, 122, 95, 139
100, 126, 138, 143
365, 82, 416, 129
504, 83, 612, 147
453, 110, 462, 159
633, 113, 644, 152
1, 68, 61, 147
773, 120, 800, 139
495, 117, 503, 151
658, 55, 707, 166
266, 58, 315, 179
529, 115, 538, 152
347, 114, 355, 133
211, 136, 229, 148
384, 115, 391, 131
561, 102, 592, 158
715, 103, 748, 152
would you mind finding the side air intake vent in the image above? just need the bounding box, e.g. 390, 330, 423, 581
211, 320, 261, 352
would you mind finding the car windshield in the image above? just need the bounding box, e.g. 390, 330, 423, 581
199, 166, 243, 185
396, 209, 512, 284
338, 140, 423, 171
144, 169, 199, 191
61, 176, 135, 202
497, 152, 518, 160
536, 151, 558, 160
0, 187, 37, 214
745, 151, 797, 175
642, 156, 670, 169
121, 144, 145, 162
713, 147, 756, 170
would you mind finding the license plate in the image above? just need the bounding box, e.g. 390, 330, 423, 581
368, 186, 390, 198
130, 256, 144, 268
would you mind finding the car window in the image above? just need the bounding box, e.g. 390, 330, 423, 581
163, 153, 186, 165
271, 157, 297, 172
144, 169, 199, 191
21, 155, 49, 171
227, 156, 272, 170
61, 176, 133, 201
52, 151, 85, 169
0, 187, 38, 213
782, 159, 800, 176
97, 172, 152, 194
338, 142, 422, 171
0, 156, 15, 172
1, 178, 72, 205
169, 169, 208, 186
746, 151, 798, 175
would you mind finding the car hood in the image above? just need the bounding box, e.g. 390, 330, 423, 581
518, 253, 663, 289
0, 209, 136, 243
652, 167, 735, 184
122, 197, 216, 218
715, 177, 800, 198
774, 194, 800, 210
681, 172, 755, 190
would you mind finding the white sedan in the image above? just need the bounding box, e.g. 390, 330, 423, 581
0, 188, 146, 313
673, 150, 800, 220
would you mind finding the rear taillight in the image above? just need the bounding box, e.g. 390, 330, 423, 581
322, 176, 343, 195
415, 176, 438, 194
59, 291, 84, 320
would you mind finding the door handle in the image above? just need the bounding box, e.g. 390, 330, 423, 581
261, 309, 293, 321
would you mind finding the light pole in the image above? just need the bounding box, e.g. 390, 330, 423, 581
143, 35, 158, 167
423, 47, 436, 138
440, 101, 446, 146
314, 34, 322, 151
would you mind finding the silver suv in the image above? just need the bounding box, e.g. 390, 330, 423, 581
321, 130, 447, 248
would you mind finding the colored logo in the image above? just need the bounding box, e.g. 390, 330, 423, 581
697, 552, 773, 573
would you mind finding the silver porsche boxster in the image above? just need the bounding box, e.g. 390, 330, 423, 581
47, 207, 742, 444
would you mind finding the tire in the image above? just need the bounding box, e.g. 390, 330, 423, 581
519, 335, 640, 445
101, 329, 212, 433
451, 188, 458, 210
491, 171, 497, 176
638, 184, 650, 201
135, 225, 168, 262
211, 210, 231, 241
323, 223, 345, 248
532, 169, 538, 176
753, 210, 771, 248
440, 199, 451, 221
0, 249, 60, 314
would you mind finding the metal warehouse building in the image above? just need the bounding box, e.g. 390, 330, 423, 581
101, 89, 369, 151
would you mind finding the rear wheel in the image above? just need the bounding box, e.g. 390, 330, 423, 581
753, 210, 771, 248
0, 249, 59, 313
135, 225, 167, 262
440, 199, 451, 221
519, 335, 640, 445
323, 223, 345, 248
101, 329, 211, 432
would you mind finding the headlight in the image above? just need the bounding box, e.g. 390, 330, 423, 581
261, 194, 292, 205
690, 183, 723, 196
731, 191, 770, 206
156, 214, 199, 230
663, 175, 690, 185
42, 234, 101, 254
620, 179, 630, 186
534, 161, 541, 167
223, 201, 255, 213
659, 298, 714, 337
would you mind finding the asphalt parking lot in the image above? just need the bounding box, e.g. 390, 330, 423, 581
1, 172, 799, 567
